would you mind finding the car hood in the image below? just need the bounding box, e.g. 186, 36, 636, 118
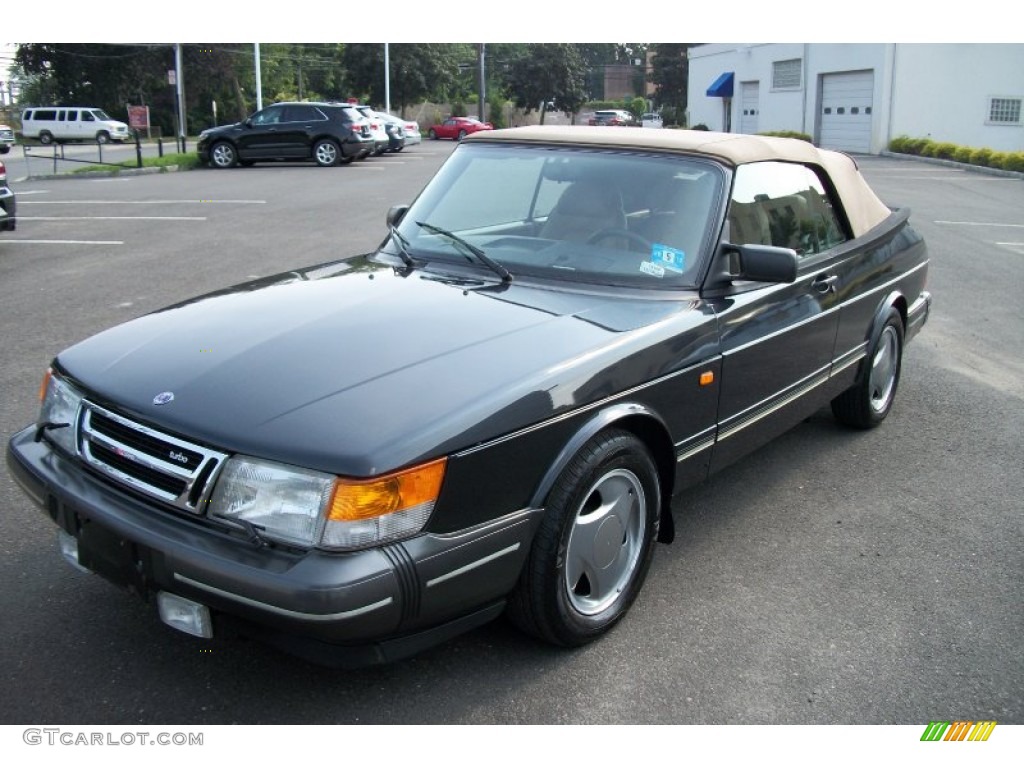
57, 257, 712, 476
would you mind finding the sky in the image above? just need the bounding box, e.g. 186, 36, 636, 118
3, 2, 1019, 45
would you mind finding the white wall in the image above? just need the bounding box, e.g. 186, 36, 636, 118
687, 43, 1024, 153
890, 44, 1024, 152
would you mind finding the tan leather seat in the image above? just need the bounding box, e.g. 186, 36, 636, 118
541, 183, 627, 243
727, 200, 771, 246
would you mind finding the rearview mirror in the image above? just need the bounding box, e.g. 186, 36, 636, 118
386, 204, 409, 228
707, 243, 799, 287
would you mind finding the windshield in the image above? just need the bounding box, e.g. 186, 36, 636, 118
390, 143, 724, 289
93, 110, 112, 121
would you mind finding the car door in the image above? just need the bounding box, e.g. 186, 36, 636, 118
235, 105, 288, 159
280, 105, 327, 158
708, 161, 847, 473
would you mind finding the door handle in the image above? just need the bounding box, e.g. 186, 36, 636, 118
812, 274, 839, 294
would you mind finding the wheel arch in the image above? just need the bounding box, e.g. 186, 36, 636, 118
529, 403, 677, 545
859, 290, 907, 381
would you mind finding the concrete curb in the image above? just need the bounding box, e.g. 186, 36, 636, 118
880, 151, 1024, 180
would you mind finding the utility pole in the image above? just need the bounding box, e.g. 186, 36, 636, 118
384, 43, 391, 114
255, 44, 263, 110
477, 44, 486, 123
174, 43, 187, 151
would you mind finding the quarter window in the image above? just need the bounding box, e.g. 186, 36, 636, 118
727, 162, 848, 257
772, 59, 802, 90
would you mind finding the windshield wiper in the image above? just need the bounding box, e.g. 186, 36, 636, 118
415, 221, 513, 283
388, 225, 415, 271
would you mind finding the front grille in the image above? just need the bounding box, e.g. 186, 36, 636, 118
79, 403, 228, 513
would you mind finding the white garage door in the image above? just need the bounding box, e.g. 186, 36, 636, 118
819, 70, 874, 153
739, 81, 760, 135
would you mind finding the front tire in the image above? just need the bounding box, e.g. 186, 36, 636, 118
39, 131, 53, 145
508, 429, 660, 646
832, 307, 904, 428
96, 131, 110, 144
209, 141, 237, 169
313, 139, 340, 167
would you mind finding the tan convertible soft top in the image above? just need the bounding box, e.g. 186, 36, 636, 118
471, 126, 892, 238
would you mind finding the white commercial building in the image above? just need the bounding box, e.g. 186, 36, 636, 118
688, 44, 1024, 154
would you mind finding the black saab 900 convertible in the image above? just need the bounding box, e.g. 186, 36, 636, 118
7, 126, 930, 665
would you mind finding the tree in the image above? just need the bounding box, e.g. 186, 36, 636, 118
503, 44, 588, 124
648, 43, 693, 124
342, 44, 469, 113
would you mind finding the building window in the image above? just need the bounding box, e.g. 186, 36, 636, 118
772, 59, 802, 90
988, 97, 1022, 125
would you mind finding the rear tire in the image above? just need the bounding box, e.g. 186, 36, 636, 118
831, 307, 904, 428
428, 128, 437, 140
507, 429, 660, 646
313, 139, 341, 167
457, 129, 467, 141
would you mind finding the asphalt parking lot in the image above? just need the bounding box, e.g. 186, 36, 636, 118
0, 143, 1021, 726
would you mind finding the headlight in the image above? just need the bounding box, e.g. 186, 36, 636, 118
38, 369, 84, 456
209, 455, 446, 550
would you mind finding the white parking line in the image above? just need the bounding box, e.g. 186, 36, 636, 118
19, 199, 267, 205
2, 239, 124, 245
19, 216, 208, 221
936, 221, 1024, 228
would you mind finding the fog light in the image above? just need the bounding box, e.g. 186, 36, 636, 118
57, 530, 92, 574
157, 591, 213, 639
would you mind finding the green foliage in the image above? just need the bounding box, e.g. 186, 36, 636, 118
758, 130, 813, 143
988, 151, 1008, 169
692, 123, 710, 131
343, 43, 470, 112
888, 135, 911, 153
1002, 151, 1024, 172
503, 44, 588, 122
72, 152, 202, 175
969, 147, 992, 166
627, 97, 646, 121
488, 94, 508, 129
888, 135, 1024, 174
648, 44, 691, 113
450, 102, 467, 118
953, 146, 974, 163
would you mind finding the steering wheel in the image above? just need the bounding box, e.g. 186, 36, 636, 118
587, 228, 653, 252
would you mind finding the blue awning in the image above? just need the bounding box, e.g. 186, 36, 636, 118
706, 71, 734, 98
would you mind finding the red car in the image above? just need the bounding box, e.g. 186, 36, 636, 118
427, 116, 493, 141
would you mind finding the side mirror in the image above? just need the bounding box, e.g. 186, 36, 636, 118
708, 243, 799, 286
386, 204, 409, 228
244, 118, 253, 128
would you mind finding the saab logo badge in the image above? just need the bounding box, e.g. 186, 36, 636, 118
920, 720, 997, 741
153, 391, 175, 406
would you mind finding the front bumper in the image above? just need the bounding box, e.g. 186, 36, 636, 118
0, 186, 15, 231
7, 426, 541, 665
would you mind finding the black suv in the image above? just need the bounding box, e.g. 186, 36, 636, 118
0, 159, 15, 232
197, 102, 374, 168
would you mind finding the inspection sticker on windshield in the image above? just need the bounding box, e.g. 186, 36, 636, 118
639, 261, 666, 278
651, 244, 686, 273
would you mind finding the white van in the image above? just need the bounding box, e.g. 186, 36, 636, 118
21, 107, 132, 145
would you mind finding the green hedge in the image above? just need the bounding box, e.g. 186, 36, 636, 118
889, 135, 1024, 173
758, 130, 813, 143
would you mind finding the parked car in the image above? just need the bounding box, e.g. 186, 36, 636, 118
428, 116, 493, 141
0, 159, 15, 231
7, 126, 930, 666
379, 113, 422, 146
0, 123, 15, 153
21, 107, 132, 144
641, 112, 663, 129
197, 102, 374, 168
351, 105, 393, 156
588, 109, 635, 126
